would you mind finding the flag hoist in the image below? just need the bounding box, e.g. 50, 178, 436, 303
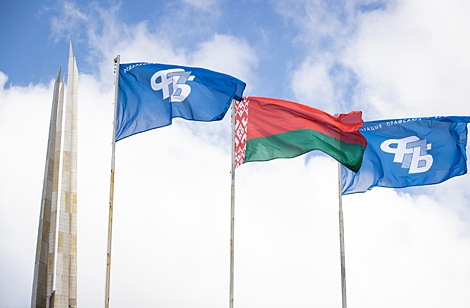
31, 42, 79, 308
106, 57, 245, 308
338, 115, 469, 308
233, 97, 367, 308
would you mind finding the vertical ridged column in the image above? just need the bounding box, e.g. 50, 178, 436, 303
31, 68, 61, 308
69, 54, 79, 308
54, 42, 78, 308
46, 77, 65, 308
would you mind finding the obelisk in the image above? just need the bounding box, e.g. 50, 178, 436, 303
31, 42, 78, 308
31, 67, 61, 308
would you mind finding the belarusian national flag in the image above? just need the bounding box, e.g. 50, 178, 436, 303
234, 97, 367, 172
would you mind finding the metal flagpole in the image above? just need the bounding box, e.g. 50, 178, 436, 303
229, 99, 236, 308
105, 55, 120, 308
337, 162, 347, 308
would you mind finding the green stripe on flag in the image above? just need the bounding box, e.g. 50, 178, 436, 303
245, 129, 365, 172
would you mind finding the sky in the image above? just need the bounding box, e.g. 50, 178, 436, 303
1, 0, 470, 307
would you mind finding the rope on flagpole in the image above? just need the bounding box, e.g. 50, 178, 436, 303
105, 55, 120, 308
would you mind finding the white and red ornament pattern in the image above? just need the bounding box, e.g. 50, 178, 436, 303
234, 98, 249, 168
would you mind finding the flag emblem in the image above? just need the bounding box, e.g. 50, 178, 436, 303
380, 136, 433, 174
150, 68, 195, 102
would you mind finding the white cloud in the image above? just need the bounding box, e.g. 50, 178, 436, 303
2, 62, 470, 307
290, 56, 338, 113
275, 0, 353, 49
2, 1, 470, 307
49, 0, 89, 43
181, 0, 221, 13
190, 34, 258, 88
274, 0, 360, 112
0, 71, 8, 89
0, 74, 57, 307
345, 188, 470, 307
0, 3, 258, 307
344, 0, 470, 118
278, 0, 470, 119
45, 2, 257, 94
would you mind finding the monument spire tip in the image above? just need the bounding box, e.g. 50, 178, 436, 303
69, 41, 73, 58
56, 66, 61, 82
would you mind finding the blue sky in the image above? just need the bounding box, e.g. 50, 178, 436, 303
0, 0, 387, 106
1, 0, 470, 307
2, 0, 297, 90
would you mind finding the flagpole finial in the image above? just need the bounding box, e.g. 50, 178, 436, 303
114, 56, 120, 73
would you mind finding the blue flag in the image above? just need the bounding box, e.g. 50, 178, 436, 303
341, 116, 470, 195
116, 62, 246, 141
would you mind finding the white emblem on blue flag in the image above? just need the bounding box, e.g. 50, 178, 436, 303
150, 68, 195, 102
380, 136, 433, 174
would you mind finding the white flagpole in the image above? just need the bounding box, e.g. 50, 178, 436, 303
229, 99, 236, 308
337, 162, 347, 308
105, 55, 120, 308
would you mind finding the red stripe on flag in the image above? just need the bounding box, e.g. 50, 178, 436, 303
246, 97, 367, 146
